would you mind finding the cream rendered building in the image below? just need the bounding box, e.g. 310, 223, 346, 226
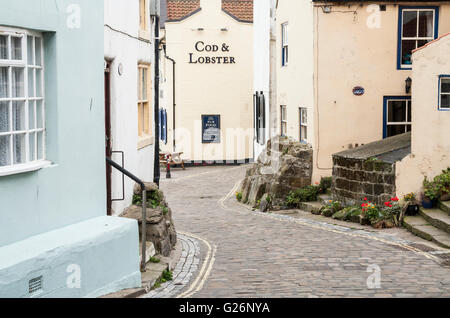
161, 0, 254, 163
396, 33, 450, 197
276, 1, 450, 183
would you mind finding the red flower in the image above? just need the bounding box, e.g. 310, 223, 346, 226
363, 197, 368, 201
391, 197, 399, 202
384, 202, 390, 207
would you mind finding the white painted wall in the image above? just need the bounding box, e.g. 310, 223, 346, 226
276, 0, 315, 164
253, 0, 277, 159
104, 0, 156, 215
396, 35, 450, 198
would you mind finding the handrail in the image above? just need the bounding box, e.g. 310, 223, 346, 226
106, 157, 148, 272
106, 157, 144, 189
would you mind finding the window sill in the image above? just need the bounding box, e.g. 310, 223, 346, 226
138, 135, 154, 150
0, 160, 53, 177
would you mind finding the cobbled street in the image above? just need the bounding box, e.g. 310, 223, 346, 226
160, 165, 450, 298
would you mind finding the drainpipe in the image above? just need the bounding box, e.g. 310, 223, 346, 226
153, 15, 161, 186
163, 45, 176, 152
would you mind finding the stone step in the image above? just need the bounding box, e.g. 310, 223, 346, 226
298, 201, 324, 215
318, 194, 332, 205
439, 200, 450, 215
419, 208, 450, 234
403, 216, 450, 249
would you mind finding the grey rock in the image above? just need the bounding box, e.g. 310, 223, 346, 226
133, 182, 159, 195
239, 136, 313, 207
121, 190, 177, 257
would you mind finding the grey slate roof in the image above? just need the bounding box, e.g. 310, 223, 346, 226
334, 132, 411, 164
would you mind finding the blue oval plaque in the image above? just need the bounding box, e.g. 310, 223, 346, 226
353, 86, 365, 96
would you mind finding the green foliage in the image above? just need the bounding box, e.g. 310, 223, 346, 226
435, 168, 450, 195
149, 257, 160, 264
319, 177, 333, 193
332, 206, 360, 221
286, 185, 321, 207
365, 157, 378, 163
235, 192, 243, 202
423, 178, 441, 201
162, 269, 173, 281
423, 168, 450, 200
133, 190, 166, 209
152, 269, 173, 290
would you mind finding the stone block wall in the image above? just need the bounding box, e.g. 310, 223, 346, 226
332, 156, 396, 206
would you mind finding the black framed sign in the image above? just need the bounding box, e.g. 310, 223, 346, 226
202, 115, 221, 143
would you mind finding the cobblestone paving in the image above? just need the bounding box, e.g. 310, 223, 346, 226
160, 165, 450, 298
141, 234, 201, 298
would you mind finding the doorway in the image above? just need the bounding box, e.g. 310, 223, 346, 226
105, 60, 112, 215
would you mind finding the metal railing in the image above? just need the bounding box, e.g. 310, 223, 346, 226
106, 157, 148, 272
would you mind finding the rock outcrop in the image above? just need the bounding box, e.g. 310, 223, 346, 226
239, 136, 313, 208
121, 184, 177, 257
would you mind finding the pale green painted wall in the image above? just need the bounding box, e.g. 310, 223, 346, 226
0, 0, 107, 247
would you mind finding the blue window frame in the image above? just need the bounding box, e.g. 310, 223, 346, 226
439, 75, 450, 111
159, 108, 167, 144
383, 96, 412, 138
397, 6, 439, 70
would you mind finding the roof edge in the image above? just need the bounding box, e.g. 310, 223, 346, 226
166, 7, 202, 23
412, 32, 450, 54
222, 8, 253, 24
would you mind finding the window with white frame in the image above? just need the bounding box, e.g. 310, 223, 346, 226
399, 7, 437, 68
385, 99, 411, 138
281, 23, 288, 67
0, 28, 45, 171
280, 105, 287, 136
299, 107, 307, 142
439, 76, 450, 110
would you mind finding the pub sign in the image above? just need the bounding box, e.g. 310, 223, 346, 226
202, 115, 221, 143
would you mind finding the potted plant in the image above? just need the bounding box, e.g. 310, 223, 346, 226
404, 192, 419, 215
436, 168, 450, 202
422, 178, 440, 209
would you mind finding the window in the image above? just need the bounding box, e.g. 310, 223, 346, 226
138, 63, 152, 149
398, 7, 438, 69
439, 76, 450, 111
139, 0, 148, 31
159, 108, 167, 144
0, 28, 46, 173
281, 23, 288, 67
299, 107, 307, 142
383, 97, 412, 138
254, 92, 266, 145
280, 105, 287, 136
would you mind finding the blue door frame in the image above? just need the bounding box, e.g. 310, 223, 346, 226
383, 96, 411, 138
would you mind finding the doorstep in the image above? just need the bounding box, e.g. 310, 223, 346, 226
100, 239, 182, 298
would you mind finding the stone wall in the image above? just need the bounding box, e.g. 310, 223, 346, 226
332, 156, 396, 206
121, 183, 177, 257
240, 136, 313, 207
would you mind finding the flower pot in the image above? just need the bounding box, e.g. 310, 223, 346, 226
406, 204, 419, 216
422, 199, 436, 209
